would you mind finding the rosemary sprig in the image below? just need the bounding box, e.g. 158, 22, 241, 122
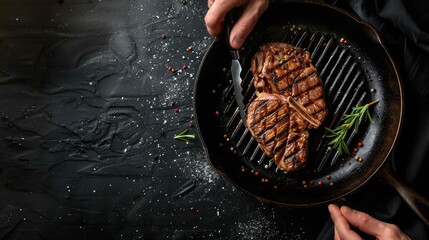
325, 100, 379, 156
173, 129, 195, 143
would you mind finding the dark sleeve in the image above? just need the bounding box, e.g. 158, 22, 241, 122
349, 0, 429, 102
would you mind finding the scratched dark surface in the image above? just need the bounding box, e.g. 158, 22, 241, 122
0, 0, 329, 239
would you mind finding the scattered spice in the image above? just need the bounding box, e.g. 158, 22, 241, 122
358, 142, 363, 147
215, 111, 220, 116
253, 171, 259, 176
303, 184, 308, 188
174, 107, 179, 113
188, 123, 193, 128
329, 182, 334, 186
261, 178, 269, 183
160, 34, 167, 39
182, 64, 187, 70
229, 147, 234, 152
318, 181, 323, 186
326, 175, 331, 180
189, 207, 195, 212
187, 45, 193, 52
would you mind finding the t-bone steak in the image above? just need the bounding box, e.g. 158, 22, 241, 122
246, 42, 328, 172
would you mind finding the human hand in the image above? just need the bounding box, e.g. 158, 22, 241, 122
328, 204, 410, 240
204, 0, 269, 49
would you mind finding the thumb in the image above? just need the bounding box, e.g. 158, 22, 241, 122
340, 205, 386, 237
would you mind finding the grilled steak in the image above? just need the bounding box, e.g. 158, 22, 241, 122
250, 42, 328, 128
246, 43, 328, 172
246, 93, 309, 172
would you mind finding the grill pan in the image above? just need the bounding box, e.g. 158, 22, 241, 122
194, 1, 429, 225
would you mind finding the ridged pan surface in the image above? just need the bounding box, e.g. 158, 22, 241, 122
194, 1, 402, 206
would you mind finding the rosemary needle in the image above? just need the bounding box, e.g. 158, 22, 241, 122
325, 100, 379, 156
173, 129, 195, 143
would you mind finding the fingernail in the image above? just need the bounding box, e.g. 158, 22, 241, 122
232, 36, 244, 49
327, 204, 335, 213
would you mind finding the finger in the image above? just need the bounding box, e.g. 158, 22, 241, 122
340, 205, 387, 237
328, 204, 362, 240
208, 0, 215, 8
229, 0, 269, 49
205, 0, 244, 37
334, 227, 341, 240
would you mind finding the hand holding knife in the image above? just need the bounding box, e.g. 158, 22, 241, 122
225, 11, 248, 129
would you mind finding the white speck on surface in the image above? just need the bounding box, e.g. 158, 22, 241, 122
179, 151, 218, 185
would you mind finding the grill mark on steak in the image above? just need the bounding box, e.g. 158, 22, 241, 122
246, 42, 328, 172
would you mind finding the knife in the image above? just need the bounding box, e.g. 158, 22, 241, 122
225, 11, 247, 128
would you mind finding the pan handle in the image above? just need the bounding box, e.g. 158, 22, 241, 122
379, 163, 429, 226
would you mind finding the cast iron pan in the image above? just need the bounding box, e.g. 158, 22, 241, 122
194, 1, 429, 225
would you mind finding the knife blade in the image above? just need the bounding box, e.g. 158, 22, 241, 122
225, 11, 247, 128
231, 58, 247, 128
